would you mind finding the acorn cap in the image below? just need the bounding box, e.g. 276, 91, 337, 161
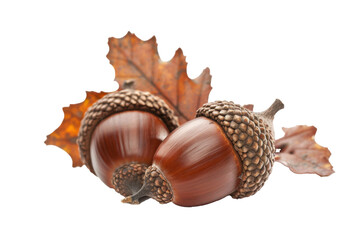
77, 89, 179, 174
196, 99, 283, 198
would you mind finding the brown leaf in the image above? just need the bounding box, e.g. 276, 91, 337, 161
107, 32, 212, 124
242, 104, 254, 111
45, 91, 108, 167
275, 125, 334, 176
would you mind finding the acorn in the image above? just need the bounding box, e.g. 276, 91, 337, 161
122, 99, 284, 206
77, 81, 179, 198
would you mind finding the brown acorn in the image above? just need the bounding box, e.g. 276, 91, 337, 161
122, 99, 284, 206
77, 81, 179, 198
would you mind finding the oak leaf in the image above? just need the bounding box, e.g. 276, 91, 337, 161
107, 32, 212, 124
275, 125, 334, 176
45, 91, 108, 167
242, 104, 254, 111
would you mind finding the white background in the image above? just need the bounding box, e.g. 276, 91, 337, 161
1, 1, 359, 239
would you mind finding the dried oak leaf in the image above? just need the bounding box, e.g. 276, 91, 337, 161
107, 32, 212, 124
242, 104, 254, 111
275, 125, 334, 176
45, 91, 108, 167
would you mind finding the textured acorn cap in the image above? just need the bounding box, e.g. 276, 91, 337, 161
77, 89, 179, 174
196, 99, 283, 198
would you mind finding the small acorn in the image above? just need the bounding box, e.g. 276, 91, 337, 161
122, 99, 284, 206
77, 81, 179, 198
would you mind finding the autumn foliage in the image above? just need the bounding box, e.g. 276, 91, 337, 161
45, 91, 108, 167
107, 32, 212, 124
275, 125, 334, 176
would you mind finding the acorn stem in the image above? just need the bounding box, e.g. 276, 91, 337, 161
122, 184, 151, 204
122, 166, 173, 204
261, 99, 284, 120
122, 79, 135, 90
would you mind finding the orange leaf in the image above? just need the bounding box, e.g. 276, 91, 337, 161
107, 32, 212, 124
45, 91, 108, 167
275, 125, 334, 176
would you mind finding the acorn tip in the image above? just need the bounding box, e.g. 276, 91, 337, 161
122, 196, 140, 204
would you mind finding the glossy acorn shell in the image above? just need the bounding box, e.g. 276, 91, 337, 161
153, 117, 242, 206
123, 99, 283, 206
77, 89, 179, 195
90, 111, 169, 187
